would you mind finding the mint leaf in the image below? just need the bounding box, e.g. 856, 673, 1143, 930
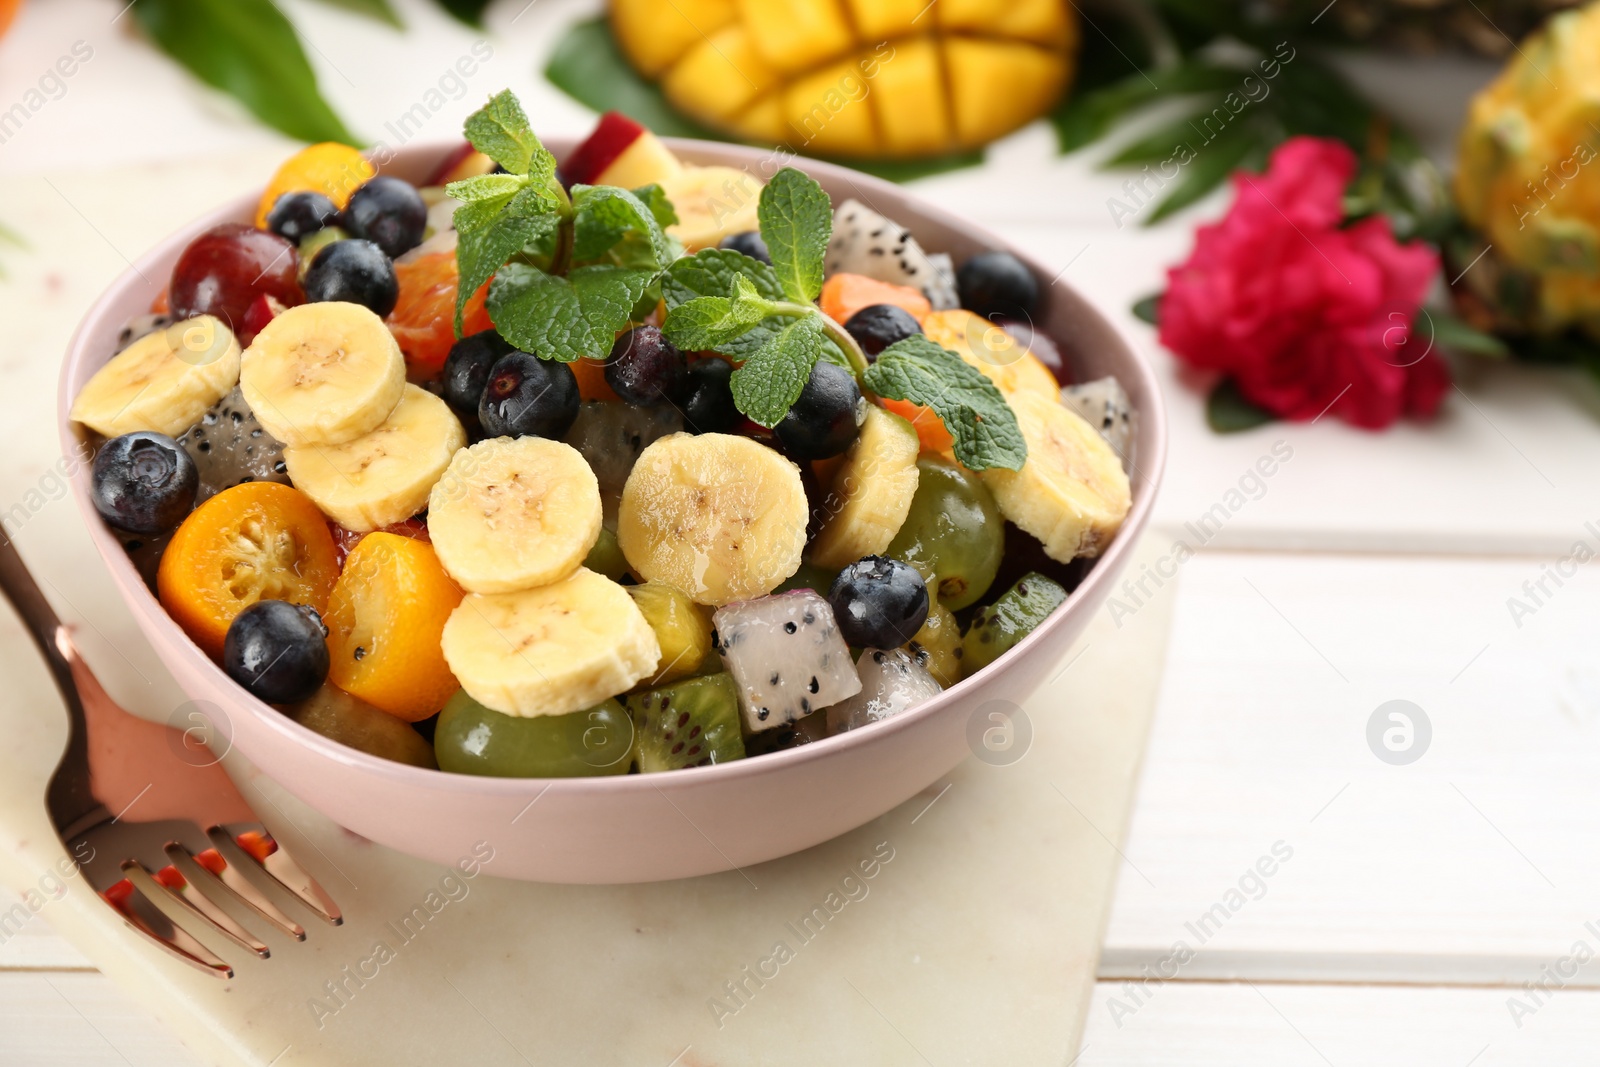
758, 167, 832, 303
570, 184, 670, 269
662, 247, 784, 306
864, 336, 1027, 471
464, 90, 550, 178
446, 173, 525, 204
453, 182, 560, 333
633, 184, 679, 230
663, 277, 774, 351
732, 316, 825, 428
488, 262, 656, 363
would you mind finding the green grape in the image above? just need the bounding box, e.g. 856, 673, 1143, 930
583, 524, 630, 582
434, 690, 633, 777
886, 456, 1003, 611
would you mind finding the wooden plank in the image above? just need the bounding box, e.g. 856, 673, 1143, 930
1102, 550, 1600, 973
1081, 980, 1600, 1064
0, 972, 200, 1066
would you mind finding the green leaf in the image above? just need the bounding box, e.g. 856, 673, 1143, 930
308, 0, 402, 28
1206, 378, 1276, 433
447, 173, 525, 204
464, 90, 551, 178
1423, 309, 1510, 359
1131, 294, 1161, 326
434, 0, 493, 27
758, 168, 832, 304
731, 317, 826, 428
632, 184, 679, 230
661, 248, 785, 307
663, 280, 775, 352
1143, 123, 1261, 224
487, 262, 657, 363
132, 0, 357, 145
453, 182, 560, 332
570, 184, 670, 268
864, 336, 1027, 471
544, 17, 728, 140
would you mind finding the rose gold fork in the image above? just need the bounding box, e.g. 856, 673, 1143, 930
0, 531, 341, 979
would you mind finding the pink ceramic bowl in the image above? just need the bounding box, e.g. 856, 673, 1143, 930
59, 140, 1166, 884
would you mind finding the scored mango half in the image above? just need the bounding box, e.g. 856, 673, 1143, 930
608, 0, 1078, 160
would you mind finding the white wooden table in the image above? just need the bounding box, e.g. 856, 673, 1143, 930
6, 0, 1600, 1061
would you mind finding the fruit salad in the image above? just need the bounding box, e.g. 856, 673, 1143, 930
69, 92, 1135, 778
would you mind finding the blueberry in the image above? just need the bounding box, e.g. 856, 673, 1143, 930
683, 357, 739, 434
844, 304, 922, 358
478, 351, 581, 439
265, 191, 340, 244
91, 432, 198, 533
303, 239, 399, 318
443, 330, 515, 424
605, 325, 686, 407
828, 556, 930, 651
719, 230, 772, 265
957, 251, 1039, 321
341, 176, 427, 259
223, 600, 329, 704
774, 360, 864, 460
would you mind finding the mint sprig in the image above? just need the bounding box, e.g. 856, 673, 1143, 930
863, 336, 1028, 471
758, 167, 832, 304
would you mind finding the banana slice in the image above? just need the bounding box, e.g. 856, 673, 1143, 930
922, 309, 1059, 401
441, 568, 661, 718
239, 302, 406, 447
617, 433, 806, 606
660, 165, 764, 251
979, 390, 1132, 562
808, 405, 921, 570
427, 436, 602, 594
70, 315, 241, 438
283, 385, 466, 532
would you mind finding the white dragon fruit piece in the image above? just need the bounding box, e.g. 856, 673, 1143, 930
175, 387, 289, 503
564, 401, 684, 524
1061, 376, 1136, 472
826, 199, 959, 310
712, 591, 861, 733
826, 648, 942, 735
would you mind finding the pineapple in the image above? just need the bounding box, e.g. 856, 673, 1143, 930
606, 0, 1078, 160
1451, 1, 1600, 339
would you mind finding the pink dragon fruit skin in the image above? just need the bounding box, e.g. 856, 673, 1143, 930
826, 199, 958, 310
712, 591, 862, 733
826, 648, 943, 735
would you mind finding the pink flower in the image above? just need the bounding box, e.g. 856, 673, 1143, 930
1157, 136, 1448, 429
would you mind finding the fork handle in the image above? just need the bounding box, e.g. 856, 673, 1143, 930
0, 529, 96, 822
0, 529, 77, 698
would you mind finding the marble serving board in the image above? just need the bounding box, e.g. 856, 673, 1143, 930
0, 154, 1176, 1065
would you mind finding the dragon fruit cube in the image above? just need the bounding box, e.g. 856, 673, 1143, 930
827, 648, 943, 735
712, 591, 861, 733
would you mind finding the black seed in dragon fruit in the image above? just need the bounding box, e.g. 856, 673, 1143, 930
826, 199, 958, 310
826, 648, 942, 735
175, 386, 289, 502
1060, 376, 1135, 472
712, 590, 861, 733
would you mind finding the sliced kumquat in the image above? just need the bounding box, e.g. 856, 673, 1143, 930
158, 482, 340, 658
570, 355, 621, 401
879, 397, 955, 455
254, 143, 374, 229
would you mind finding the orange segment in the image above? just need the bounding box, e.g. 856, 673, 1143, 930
820, 272, 932, 326
387, 252, 494, 380
324, 532, 464, 721
254, 143, 374, 230
879, 397, 954, 454
158, 483, 340, 658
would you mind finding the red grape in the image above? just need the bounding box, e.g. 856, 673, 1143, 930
169, 224, 302, 333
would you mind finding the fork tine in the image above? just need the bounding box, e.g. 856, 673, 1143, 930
168, 843, 306, 941
102, 877, 233, 979
211, 826, 343, 925
124, 861, 270, 959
